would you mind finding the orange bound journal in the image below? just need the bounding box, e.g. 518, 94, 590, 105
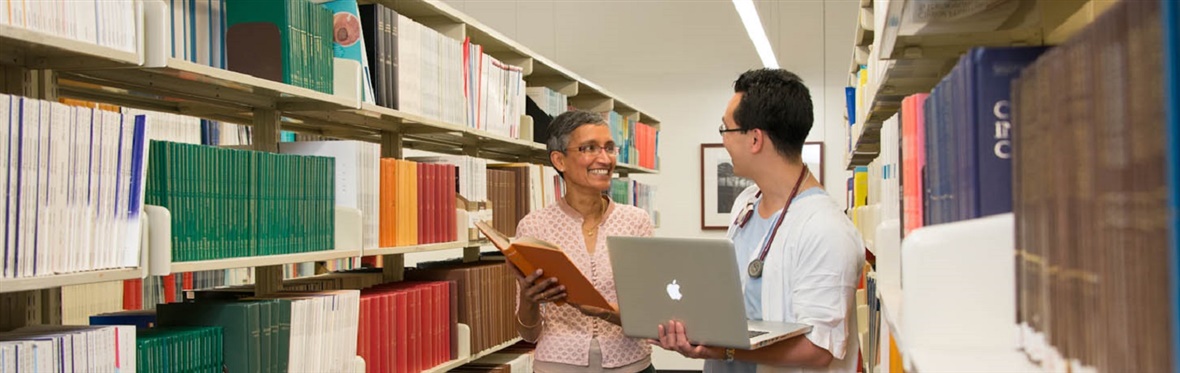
475, 221, 616, 312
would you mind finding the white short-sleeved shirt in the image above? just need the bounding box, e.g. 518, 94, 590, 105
710, 185, 865, 373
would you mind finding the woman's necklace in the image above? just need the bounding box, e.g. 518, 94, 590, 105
583, 198, 610, 237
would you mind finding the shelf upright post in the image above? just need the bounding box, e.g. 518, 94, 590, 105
30, 69, 56, 101
381, 130, 406, 283
0, 66, 28, 96
0, 66, 52, 101
254, 107, 284, 296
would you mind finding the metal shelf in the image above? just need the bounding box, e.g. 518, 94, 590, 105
57, 57, 358, 122
423, 337, 523, 373
0, 268, 146, 293
616, 163, 658, 175
877, 0, 1043, 61
845, 50, 962, 169
363, 241, 472, 257
0, 25, 142, 69
846, 0, 1115, 168
168, 249, 363, 273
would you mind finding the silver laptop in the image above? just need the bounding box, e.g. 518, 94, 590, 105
606, 236, 811, 350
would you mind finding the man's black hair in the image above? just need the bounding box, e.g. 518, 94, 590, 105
732, 68, 814, 159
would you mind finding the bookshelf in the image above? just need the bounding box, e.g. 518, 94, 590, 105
59, 53, 655, 174
424, 332, 524, 373
54, 0, 662, 173
847, 1, 1166, 372
0, 24, 144, 69
166, 250, 363, 274
1, 0, 662, 370
364, 241, 474, 257
0, 267, 145, 293
367, 0, 661, 129
0, 208, 153, 294
844, 0, 1118, 170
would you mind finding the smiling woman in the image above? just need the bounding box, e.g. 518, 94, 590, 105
509, 110, 659, 373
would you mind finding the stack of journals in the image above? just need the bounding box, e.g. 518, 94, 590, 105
360, 3, 527, 138
224, 0, 335, 93
525, 87, 569, 118
380, 159, 458, 247
136, 326, 224, 372
358, 281, 453, 373
1, 95, 149, 279
145, 141, 337, 261
920, 46, 1047, 226
0, 325, 137, 372
158, 290, 361, 373
408, 261, 518, 355
279, 141, 381, 250
0, 0, 137, 53
1012, 1, 1170, 371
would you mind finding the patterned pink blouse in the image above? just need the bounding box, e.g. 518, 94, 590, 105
514, 197, 654, 368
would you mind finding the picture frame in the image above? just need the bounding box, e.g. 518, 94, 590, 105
700, 144, 752, 230
699, 142, 825, 230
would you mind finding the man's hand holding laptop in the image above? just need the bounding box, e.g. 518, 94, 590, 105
650, 320, 725, 360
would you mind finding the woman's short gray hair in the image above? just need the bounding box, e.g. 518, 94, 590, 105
546, 110, 607, 154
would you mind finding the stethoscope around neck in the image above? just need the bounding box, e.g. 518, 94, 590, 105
732, 166, 809, 278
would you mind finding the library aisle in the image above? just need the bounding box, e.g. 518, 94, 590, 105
0, 0, 1176, 372
0, 0, 657, 371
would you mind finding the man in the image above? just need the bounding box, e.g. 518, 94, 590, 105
654, 68, 865, 373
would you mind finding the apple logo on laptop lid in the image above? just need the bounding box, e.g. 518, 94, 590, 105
666, 280, 682, 301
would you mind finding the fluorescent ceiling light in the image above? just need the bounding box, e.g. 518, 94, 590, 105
732, 0, 779, 69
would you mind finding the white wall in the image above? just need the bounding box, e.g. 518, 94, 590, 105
440, 0, 858, 369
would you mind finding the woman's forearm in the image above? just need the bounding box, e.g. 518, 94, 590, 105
516, 297, 543, 341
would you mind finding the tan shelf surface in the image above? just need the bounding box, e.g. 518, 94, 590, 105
169, 249, 363, 273
364, 241, 472, 257
0, 25, 143, 69
0, 268, 145, 293
423, 337, 524, 373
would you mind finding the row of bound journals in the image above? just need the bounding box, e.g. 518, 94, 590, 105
0, 95, 150, 279
7, 260, 522, 373
4, 94, 659, 281
1012, 1, 1171, 372
848, 1, 1172, 372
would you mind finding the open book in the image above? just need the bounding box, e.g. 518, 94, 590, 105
475, 221, 616, 312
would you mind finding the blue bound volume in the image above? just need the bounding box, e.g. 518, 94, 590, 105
966, 46, 1048, 218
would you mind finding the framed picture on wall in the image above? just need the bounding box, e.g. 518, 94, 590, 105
700, 142, 825, 230
700, 144, 754, 230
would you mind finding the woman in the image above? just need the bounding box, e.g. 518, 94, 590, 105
513, 110, 656, 373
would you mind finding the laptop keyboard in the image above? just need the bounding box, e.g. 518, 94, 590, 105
748, 330, 769, 338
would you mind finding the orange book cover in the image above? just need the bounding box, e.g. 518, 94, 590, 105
475, 221, 616, 312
